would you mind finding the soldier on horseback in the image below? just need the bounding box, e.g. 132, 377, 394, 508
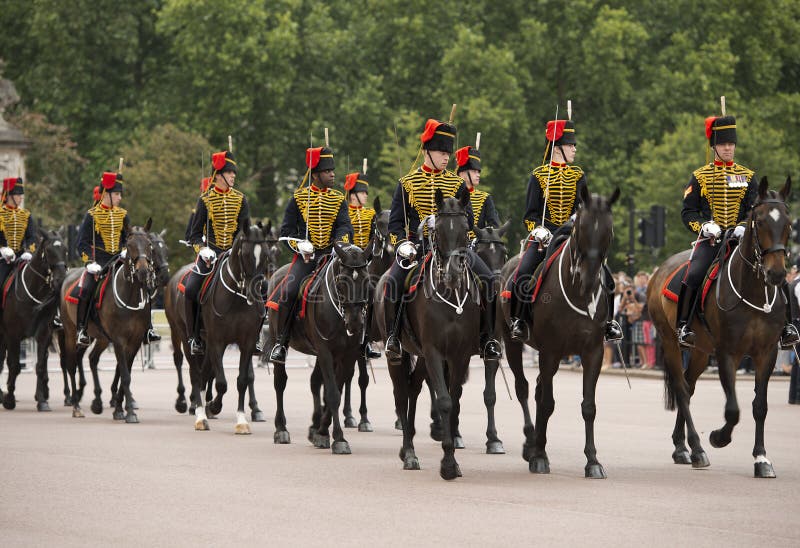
677, 114, 800, 348
506, 118, 622, 343
454, 144, 500, 235
0, 176, 36, 301
344, 165, 381, 360
185, 150, 250, 355
384, 118, 502, 360
267, 146, 353, 365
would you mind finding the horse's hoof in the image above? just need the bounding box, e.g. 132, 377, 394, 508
440, 460, 461, 481
274, 430, 291, 444
358, 421, 373, 433
188, 404, 197, 416
208, 401, 222, 416
112, 410, 125, 421
529, 456, 550, 474
109, 399, 116, 409
195, 419, 209, 431
63, 397, 71, 407
125, 413, 139, 424
394, 419, 402, 430
234, 423, 251, 435
332, 440, 351, 455
131, 400, 139, 411
90, 399, 103, 415
709, 430, 730, 448
585, 463, 607, 479
2, 394, 16, 410
754, 461, 776, 478
486, 441, 505, 454
307, 425, 316, 444
72, 408, 84, 419
672, 449, 691, 465
313, 434, 330, 449
691, 452, 710, 468
251, 410, 266, 422
403, 456, 420, 470
430, 424, 443, 442
175, 399, 188, 414
522, 443, 533, 462
454, 436, 465, 449
344, 416, 357, 428
37, 401, 52, 412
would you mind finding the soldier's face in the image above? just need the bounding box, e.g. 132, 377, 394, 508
6, 194, 23, 208
314, 170, 335, 188
561, 143, 577, 163
460, 169, 480, 188
216, 171, 235, 188
425, 150, 450, 171
110, 192, 122, 206
349, 191, 367, 206
714, 142, 736, 163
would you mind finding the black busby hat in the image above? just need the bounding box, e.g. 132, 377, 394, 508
706, 115, 737, 146
344, 172, 370, 194
455, 146, 481, 173
211, 150, 237, 174
420, 119, 456, 153
306, 147, 335, 174
545, 119, 576, 146
2, 177, 24, 196
101, 172, 124, 194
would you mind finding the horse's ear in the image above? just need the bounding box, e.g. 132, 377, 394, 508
144, 217, 153, 232
435, 188, 445, 211
159, 228, 166, 238
242, 217, 251, 235
758, 176, 769, 201
579, 183, 590, 207
256, 219, 263, 230
265, 219, 272, 234
780, 176, 792, 202
373, 196, 382, 214
497, 219, 511, 237
459, 187, 470, 209
333, 241, 346, 260
58, 224, 65, 238
608, 187, 621, 209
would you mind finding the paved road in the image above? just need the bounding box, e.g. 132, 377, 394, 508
1, 348, 799, 547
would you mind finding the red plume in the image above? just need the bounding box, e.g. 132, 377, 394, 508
2, 178, 14, 193
101, 172, 117, 190
344, 172, 358, 192
211, 151, 227, 171
705, 116, 718, 139
545, 120, 566, 143
200, 177, 211, 192
420, 119, 441, 143
93, 186, 101, 202
455, 146, 470, 167
305, 147, 322, 170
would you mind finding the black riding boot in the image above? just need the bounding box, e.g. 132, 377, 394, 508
789, 359, 800, 404
604, 292, 623, 342
509, 291, 530, 342
385, 300, 405, 360
76, 295, 91, 348
361, 305, 381, 359
480, 297, 502, 360
676, 283, 700, 348
779, 284, 800, 349
252, 314, 266, 356
144, 319, 161, 344
185, 297, 204, 355
269, 299, 299, 365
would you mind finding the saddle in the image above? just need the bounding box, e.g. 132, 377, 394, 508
266, 255, 331, 319
530, 239, 569, 303
662, 237, 737, 310
64, 269, 112, 309
1, 261, 24, 308
176, 252, 227, 302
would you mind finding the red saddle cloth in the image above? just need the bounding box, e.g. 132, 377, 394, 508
1, 263, 22, 308
500, 240, 568, 303
662, 242, 734, 310
64, 270, 112, 309
266, 255, 331, 319
177, 260, 221, 299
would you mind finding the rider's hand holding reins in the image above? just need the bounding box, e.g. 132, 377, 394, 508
0, 246, 15, 264
296, 239, 314, 263
732, 225, 745, 239
531, 226, 553, 249
397, 241, 416, 260
700, 221, 722, 242
198, 246, 217, 267
19, 251, 32, 262
86, 262, 101, 276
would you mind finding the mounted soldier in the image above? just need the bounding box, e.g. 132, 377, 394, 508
384, 117, 501, 360
676, 111, 800, 348
454, 140, 500, 236
267, 145, 353, 365
185, 149, 250, 355
505, 116, 622, 343
344, 162, 381, 359
0, 176, 37, 301
184, 176, 211, 244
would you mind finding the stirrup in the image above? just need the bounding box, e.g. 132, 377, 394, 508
76, 328, 91, 348
145, 328, 161, 343
510, 318, 527, 342
780, 324, 800, 349
363, 342, 381, 360
52, 313, 63, 330
269, 343, 287, 364
604, 320, 623, 343
481, 337, 502, 360
677, 324, 695, 348
385, 334, 401, 360
252, 339, 264, 356
189, 337, 205, 356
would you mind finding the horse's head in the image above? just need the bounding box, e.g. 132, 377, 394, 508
473, 220, 510, 275
745, 176, 792, 286
572, 186, 619, 296
332, 241, 370, 337
231, 218, 269, 305
263, 220, 281, 279
35, 226, 67, 293
369, 196, 393, 255
125, 218, 155, 290
433, 188, 471, 290
148, 228, 170, 287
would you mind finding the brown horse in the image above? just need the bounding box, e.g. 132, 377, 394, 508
499, 186, 619, 478
58, 220, 155, 422
647, 176, 791, 477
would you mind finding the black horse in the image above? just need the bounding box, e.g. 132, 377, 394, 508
59, 221, 156, 422
499, 186, 619, 478
375, 189, 480, 479
648, 177, 791, 477
267, 242, 370, 453
0, 228, 67, 411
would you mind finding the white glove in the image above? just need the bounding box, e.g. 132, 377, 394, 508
397, 241, 417, 260
531, 226, 552, 246
120, 248, 127, 259
424, 215, 436, 230
701, 221, 721, 239
20, 251, 32, 262
0, 247, 15, 263
86, 262, 102, 275
198, 247, 217, 264
296, 240, 314, 256
732, 225, 745, 239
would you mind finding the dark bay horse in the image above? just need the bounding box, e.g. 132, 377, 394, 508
375, 189, 480, 480
0, 228, 67, 411
499, 186, 619, 478
59, 220, 155, 422
267, 242, 370, 453
647, 177, 791, 478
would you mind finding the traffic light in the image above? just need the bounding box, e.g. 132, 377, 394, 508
638, 217, 655, 246
651, 205, 666, 248
792, 219, 800, 244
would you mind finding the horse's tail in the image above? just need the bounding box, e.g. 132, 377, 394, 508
663, 363, 677, 411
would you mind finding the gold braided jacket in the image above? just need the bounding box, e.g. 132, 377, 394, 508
88, 204, 127, 256
293, 186, 348, 249
348, 205, 376, 249
0, 205, 33, 252
525, 164, 583, 232
467, 188, 489, 239
389, 169, 464, 245
688, 163, 754, 232
201, 187, 245, 250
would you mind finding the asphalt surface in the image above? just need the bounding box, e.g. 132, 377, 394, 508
1, 346, 799, 547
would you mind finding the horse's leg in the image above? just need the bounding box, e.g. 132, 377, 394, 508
318, 351, 349, 454
2, 338, 21, 410
272, 363, 290, 443
342, 357, 357, 428
356, 356, 372, 432
450, 376, 465, 456
35, 329, 52, 412
425, 351, 459, 480
308, 359, 325, 446
115, 345, 138, 424
173, 339, 187, 414
57, 329, 72, 406
483, 357, 505, 454
663, 343, 709, 467
751, 347, 777, 478
234, 347, 252, 435
581, 345, 606, 479
529, 352, 560, 474
247, 358, 265, 422
89, 343, 105, 416
427, 371, 443, 442
709, 351, 742, 449
671, 349, 707, 464
388, 352, 418, 470
65, 342, 84, 419
504, 338, 535, 462
189, 354, 209, 431
207, 342, 227, 417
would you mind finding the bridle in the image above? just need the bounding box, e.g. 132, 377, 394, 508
746, 198, 789, 274
18, 236, 66, 304
219, 229, 268, 304
326, 251, 370, 319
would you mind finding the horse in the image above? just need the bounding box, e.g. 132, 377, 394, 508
499, 185, 619, 478
341, 198, 391, 432
647, 176, 791, 478
375, 188, 480, 480
166, 220, 278, 421
0, 228, 67, 411
267, 241, 371, 453
58, 220, 156, 422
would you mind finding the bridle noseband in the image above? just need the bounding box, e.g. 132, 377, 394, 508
749, 198, 789, 270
